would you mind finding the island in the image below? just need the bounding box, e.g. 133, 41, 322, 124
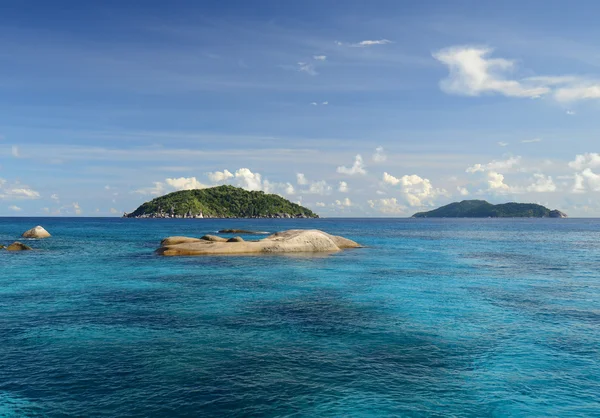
412, 200, 568, 218
124, 185, 319, 219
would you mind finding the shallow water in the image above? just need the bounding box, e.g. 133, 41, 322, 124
1, 218, 599, 417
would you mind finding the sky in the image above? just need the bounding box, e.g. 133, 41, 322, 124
1, 0, 600, 217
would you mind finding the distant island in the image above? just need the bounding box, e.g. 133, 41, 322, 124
412, 200, 567, 218
124, 185, 319, 219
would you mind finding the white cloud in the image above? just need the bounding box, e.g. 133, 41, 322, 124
308, 180, 332, 195
372, 146, 387, 163
368, 198, 406, 214
165, 177, 208, 190
337, 154, 367, 175
457, 186, 470, 196
382, 173, 442, 206
335, 197, 352, 207
467, 156, 521, 173
0, 180, 41, 200
73, 202, 82, 215
296, 173, 308, 185
466, 164, 485, 174
284, 182, 295, 195
487, 171, 510, 192
297, 62, 317, 76
434, 46, 548, 98
579, 168, 600, 191
310, 102, 318, 106
8, 205, 22, 212
526, 173, 557, 192
522, 138, 542, 143
110, 208, 119, 214
566, 110, 576, 115
498, 141, 509, 147
135, 182, 165, 196
11, 145, 20, 157
207, 169, 234, 183
435, 45, 600, 103
569, 153, 600, 170
351, 39, 393, 47
234, 168, 262, 191
338, 181, 349, 193
322, 101, 328, 105
313, 55, 327, 61
315, 202, 326, 207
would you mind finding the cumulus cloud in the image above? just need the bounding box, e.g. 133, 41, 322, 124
569, 153, 600, 170
466, 156, 521, 173
368, 198, 406, 214
335, 198, 352, 207
234, 168, 263, 191
486, 171, 511, 192
296, 173, 308, 185
526, 173, 557, 192
382, 172, 443, 206
8, 205, 22, 212
315, 202, 326, 207
337, 154, 367, 175
165, 177, 208, 190
372, 146, 387, 163
207, 169, 233, 183
434, 45, 600, 103
135, 182, 165, 196
308, 180, 332, 195
457, 186, 470, 196
313, 55, 327, 61
338, 181, 349, 193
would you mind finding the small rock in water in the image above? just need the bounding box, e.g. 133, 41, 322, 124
7, 242, 33, 251
22, 226, 51, 239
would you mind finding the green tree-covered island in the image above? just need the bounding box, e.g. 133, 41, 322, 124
124, 185, 319, 219
412, 200, 567, 218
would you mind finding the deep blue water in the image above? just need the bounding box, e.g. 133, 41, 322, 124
1, 218, 599, 417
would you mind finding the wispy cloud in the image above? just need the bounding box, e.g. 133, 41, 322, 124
522, 138, 542, 143
338, 39, 393, 48
434, 45, 600, 103
313, 55, 327, 61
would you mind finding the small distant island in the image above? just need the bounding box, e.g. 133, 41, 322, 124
412, 200, 567, 218
124, 185, 319, 219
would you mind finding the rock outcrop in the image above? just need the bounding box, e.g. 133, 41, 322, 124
22, 226, 51, 239
227, 236, 244, 242
549, 210, 568, 218
7, 242, 33, 251
200, 235, 228, 242
157, 229, 361, 256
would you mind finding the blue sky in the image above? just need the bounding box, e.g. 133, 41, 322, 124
1, 0, 600, 216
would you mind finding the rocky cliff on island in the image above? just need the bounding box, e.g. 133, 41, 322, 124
124, 185, 319, 219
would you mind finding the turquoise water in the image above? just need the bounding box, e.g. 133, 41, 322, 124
1, 218, 599, 417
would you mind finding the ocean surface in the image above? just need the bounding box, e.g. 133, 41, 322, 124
1, 217, 599, 417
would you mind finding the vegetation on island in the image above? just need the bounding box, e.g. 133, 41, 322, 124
412, 200, 567, 218
125, 185, 319, 218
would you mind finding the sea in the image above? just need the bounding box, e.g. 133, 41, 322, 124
1, 217, 599, 417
